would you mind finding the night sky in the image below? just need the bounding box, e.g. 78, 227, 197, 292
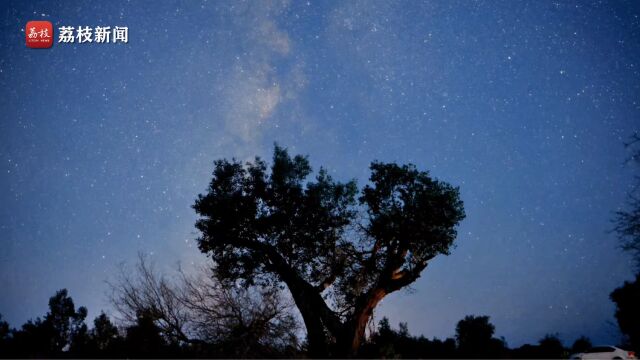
1, 0, 639, 347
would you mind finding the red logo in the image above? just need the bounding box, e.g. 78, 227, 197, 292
26, 21, 53, 48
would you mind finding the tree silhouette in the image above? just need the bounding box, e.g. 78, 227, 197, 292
4, 289, 88, 357
45, 289, 88, 353
611, 133, 640, 352
2, 293, 602, 359
0, 314, 11, 357
614, 133, 640, 268
123, 310, 168, 358
536, 334, 566, 359
109, 254, 299, 356
0, 315, 8, 341
360, 317, 458, 358
611, 273, 640, 351
456, 315, 495, 350
366, 317, 399, 358
10, 318, 51, 357
570, 336, 592, 355
455, 315, 506, 358
89, 312, 122, 355
193, 145, 465, 356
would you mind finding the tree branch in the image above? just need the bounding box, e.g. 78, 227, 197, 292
234, 237, 344, 336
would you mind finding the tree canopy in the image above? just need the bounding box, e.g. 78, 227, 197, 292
193, 144, 465, 356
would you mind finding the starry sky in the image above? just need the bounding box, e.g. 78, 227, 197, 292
1, 0, 639, 348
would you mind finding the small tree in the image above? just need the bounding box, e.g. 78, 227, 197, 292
537, 334, 566, 359
109, 254, 299, 356
570, 336, 592, 354
194, 145, 465, 356
90, 312, 121, 352
611, 274, 640, 351
6, 289, 88, 357
45, 289, 88, 353
455, 315, 507, 358
0, 314, 11, 356
123, 310, 168, 357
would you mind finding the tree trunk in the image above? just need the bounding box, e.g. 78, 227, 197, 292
287, 284, 329, 357
342, 288, 387, 357
254, 241, 346, 357
250, 240, 395, 357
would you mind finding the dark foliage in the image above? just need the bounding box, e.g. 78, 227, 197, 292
122, 310, 174, 358
360, 317, 458, 358
455, 315, 508, 358
360, 316, 582, 359
510, 334, 568, 359
537, 334, 567, 359
108, 254, 300, 357
0, 289, 300, 358
0, 288, 596, 359
90, 312, 122, 355
570, 336, 592, 355
610, 133, 640, 351
1, 289, 88, 358
0, 316, 9, 350
611, 273, 640, 351
194, 144, 465, 356
614, 133, 640, 269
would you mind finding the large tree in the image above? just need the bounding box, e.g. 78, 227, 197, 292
193, 145, 465, 356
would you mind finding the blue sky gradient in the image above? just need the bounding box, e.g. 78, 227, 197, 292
1, 0, 639, 347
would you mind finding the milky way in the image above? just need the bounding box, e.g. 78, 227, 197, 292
1, 0, 639, 346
